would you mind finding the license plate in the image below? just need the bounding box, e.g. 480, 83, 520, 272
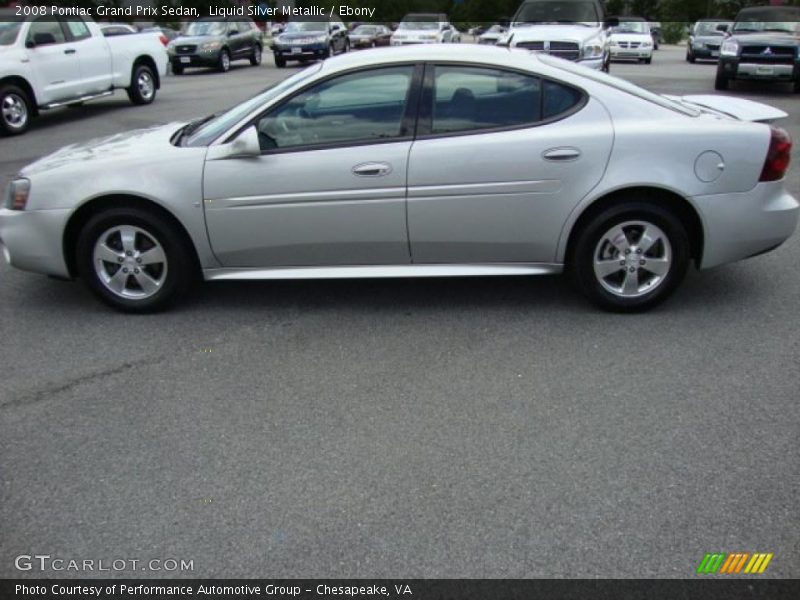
180, 57, 190, 64
756, 66, 774, 76
291, 47, 301, 55
710, 52, 719, 58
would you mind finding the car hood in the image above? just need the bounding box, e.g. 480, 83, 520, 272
665, 95, 788, 123
172, 35, 222, 46
691, 34, 726, 44
510, 24, 601, 44
728, 32, 799, 45
21, 123, 184, 176
394, 29, 441, 37
278, 32, 328, 41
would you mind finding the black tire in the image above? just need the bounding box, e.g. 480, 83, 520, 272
250, 44, 262, 66
343, 39, 350, 53
0, 83, 33, 136
274, 55, 286, 68
602, 55, 610, 73
688, 52, 696, 64
76, 207, 195, 313
172, 63, 184, 75
644, 57, 652, 65
325, 43, 334, 59
218, 49, 231, 72
794, 78, 800, 93
127, 64, 157, 105
569, 201, 690, 312
715, 68, 729, 91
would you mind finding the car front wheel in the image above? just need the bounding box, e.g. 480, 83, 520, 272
0, 84, 33, 135
570, 202, 690, 312
715, 68, 730, 90
218, 49, 231, 72
76, 207, 194, 313
250, 44, 262, 66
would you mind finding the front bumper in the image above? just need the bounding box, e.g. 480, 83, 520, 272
170, 51, 220, 68
694, 181, 799, 269
719, 56, 800, 81
0, 208, 72, 278
272, 43, 328, 60
609, 48, 652, 59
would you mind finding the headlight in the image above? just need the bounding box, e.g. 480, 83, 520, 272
200, 41, 221, 51
5, 179, 30, 211
641, 40, 652, 48
583, 44, 604, 59
315, 35, 327, 43
721, 40, 739, 56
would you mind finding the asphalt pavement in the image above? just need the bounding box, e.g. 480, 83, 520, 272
0, 46, 798, 578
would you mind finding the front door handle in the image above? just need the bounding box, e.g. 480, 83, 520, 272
543, 147, 581, 162
64, 48, 77, 55
352, 162, 392, 177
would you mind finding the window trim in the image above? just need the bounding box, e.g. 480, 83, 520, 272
415, 61, 589, 140
226, 62, 425, 155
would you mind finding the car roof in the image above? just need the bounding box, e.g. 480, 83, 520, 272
317, 44, 542, 75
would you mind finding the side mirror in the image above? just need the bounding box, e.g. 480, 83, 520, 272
604, 17, 620, 30
210, 126, 261, 160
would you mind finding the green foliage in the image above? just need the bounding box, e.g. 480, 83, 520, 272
661, 21, 687, 44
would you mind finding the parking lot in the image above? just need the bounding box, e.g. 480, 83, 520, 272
1, 45, 798, 578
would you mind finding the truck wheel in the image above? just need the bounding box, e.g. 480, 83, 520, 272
76, 207, 195, 313
250, 44, 262, 66
127, 64, 157, 105
714, 69, 729, 91
218, 49, 231, 72
570, 201, 690, 312
0, 84, 32, 136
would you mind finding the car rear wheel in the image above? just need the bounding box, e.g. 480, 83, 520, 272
0, 84, 32, 136
76, 207, 194, 313
127, 64, 157, 105
218, 49, 231, 72
250, 44, 262, 66
570, 202, 690, 312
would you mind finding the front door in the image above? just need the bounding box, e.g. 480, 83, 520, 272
407, 64, 614, 264
203, 65, 420, 268
24, 18, 83, 104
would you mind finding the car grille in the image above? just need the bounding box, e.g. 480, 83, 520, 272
705, 43, 720, 51
740, 45, 796, 65
515, 41, 580, 61
617, 42, 642, 49
176, 45, 197, 54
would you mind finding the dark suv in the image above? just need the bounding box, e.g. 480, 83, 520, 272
271, 19, 349, 68
715, 6, 800, 92
169, 18, 263, 74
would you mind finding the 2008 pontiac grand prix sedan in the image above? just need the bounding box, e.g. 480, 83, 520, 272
1, 45, 797, 312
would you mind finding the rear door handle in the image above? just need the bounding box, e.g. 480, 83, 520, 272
352, 162, 392, 177
543, 147, 581, 162
64, 48, 76, 55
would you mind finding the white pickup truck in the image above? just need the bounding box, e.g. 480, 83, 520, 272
0, 13, 168, 135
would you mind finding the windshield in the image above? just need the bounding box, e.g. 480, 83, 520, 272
399, 21, 439, 31
0, 20, 22, 45
183, 21, 226, 36
612, 21, 648, 34
186, 64, 322, 147
353, 26, 377, 35
695, 22, 729, 35
538, 54, 700, 117
514, 1, 600, 25
733, 20, 798, 35
284, 21, 327, 33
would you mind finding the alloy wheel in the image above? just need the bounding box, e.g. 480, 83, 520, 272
2, 93, 28, 130
93, 225, 168, 300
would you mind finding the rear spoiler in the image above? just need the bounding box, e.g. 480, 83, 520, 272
663, 94, 788, 123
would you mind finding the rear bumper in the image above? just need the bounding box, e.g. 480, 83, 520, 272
0, 208, 71, 278
694, 182, 799, 269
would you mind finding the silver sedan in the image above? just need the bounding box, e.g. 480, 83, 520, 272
1, 45, 797, 312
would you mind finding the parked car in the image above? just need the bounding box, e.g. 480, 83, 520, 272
391, 13, 458, 45
2, 46, 796, 313
607, 17, 653, 64
0, 11, 167, 136
168, 17, 263, 74
502, 0, 614, 73
349, 25, 392, 49
469, 25, 488, 37
99, 23, 138, 37
716, 6, 800, 92
686, 19, 732, 63
478, 25, 508, 45
271, 19, 349, 68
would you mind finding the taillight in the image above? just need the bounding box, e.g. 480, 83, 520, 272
159, 35, 168, 47
760, 127, 792, 182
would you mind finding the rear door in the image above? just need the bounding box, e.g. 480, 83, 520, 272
407, 64, 614, 264
203, 64, 422, 267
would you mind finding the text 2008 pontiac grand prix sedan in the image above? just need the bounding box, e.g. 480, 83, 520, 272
1, 46, 797, 312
